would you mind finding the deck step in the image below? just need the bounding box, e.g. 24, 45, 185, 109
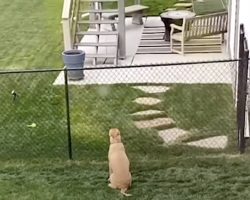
141, 34, 164, 40
143, 30, 165, 34
143, 28, 165, 31
79, 9, 118, 13
140, 40, 168, 44
85, 54, 116, 58
78, 20, 118, 24
77, 0, 119, 65
75, 42, 117, 46
76, 31, 118, 35
137, 48, 172, 54
139, 43, 169, 47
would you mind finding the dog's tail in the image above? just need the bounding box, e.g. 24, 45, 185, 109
120, 189, 132, 197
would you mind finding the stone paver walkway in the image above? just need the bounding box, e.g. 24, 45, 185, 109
131, 110, 164, 116
131, 85, 228, 150
158, 128, 189, 144
186, 136, 228, 149
133, 97, 161, 105
134, 117, 175, 129
132, 86, 170, 94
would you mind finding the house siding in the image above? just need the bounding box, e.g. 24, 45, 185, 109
239, 0, 250, 40
229, 0, 249, 58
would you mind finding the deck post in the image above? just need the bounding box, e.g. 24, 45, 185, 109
118, 0, 126, 59
62, 0, 73, 50
62, 19, 73, 50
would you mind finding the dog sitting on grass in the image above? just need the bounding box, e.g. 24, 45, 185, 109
108, 128, 132, 196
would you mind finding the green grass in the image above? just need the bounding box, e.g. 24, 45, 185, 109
0, 72, 67, 160
1, 155, 250, 200
192, 0, 227, 15
0, 74, 238, 199
0, 77, 237, 160
0, 0, 63, 69
104, 0, 177, 16
161, 84, 236, 136
0, 0, 246, 199
138, 0, 177, 15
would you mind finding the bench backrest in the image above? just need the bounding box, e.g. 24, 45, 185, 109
183, 11, 228, 40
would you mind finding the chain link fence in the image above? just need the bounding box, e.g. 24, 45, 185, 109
0, 71, 68, 160
0, 60, 240, 161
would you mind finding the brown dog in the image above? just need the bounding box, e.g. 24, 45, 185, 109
108, 128, 132, 196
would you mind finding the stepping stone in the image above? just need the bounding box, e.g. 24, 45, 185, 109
158, 128, 189, 144
186, 136, 228, 149
133, 97, 161, 105
131, 110, 164, 116
133, 86, 170, 94
134, 117, 175, 129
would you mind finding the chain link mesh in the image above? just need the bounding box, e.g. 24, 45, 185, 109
0, 60, 239, 161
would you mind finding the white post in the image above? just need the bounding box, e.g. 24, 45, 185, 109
62, 19, 73, 50
234, 0, 240, 59
118, 0, 126, 59
62, 0, 73, 50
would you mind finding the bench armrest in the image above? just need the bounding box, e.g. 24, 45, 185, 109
170, 23, 183, 31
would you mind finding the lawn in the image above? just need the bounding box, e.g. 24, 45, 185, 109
0, 0, 247, 200
192, 0, 227, 15
0, 0, 63, 69
2, 155, 250, 200
0, 76, 237, 161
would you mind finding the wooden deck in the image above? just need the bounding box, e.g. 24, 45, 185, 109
77, 16, 228, 66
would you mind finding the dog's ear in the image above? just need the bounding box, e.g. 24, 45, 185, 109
109, 128, 120, 138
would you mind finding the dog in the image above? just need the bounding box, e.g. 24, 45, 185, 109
108, 128, 132, 196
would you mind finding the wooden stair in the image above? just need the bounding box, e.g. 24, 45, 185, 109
74, 0, 119, 65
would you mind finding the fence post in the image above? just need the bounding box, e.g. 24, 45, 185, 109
237, 25, 245, 124
240, 48, 249, 153
236, 24, 250, 153
237, 26, 249, 153
64, 68, 73, 159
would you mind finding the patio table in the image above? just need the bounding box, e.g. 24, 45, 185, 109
160, 10, 195, 41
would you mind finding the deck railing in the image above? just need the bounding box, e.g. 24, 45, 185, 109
61, 0, 126, 58
61, 0, 80, 50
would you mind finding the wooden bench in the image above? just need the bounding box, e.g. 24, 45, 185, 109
103, 4, 149, 30
170, 11, 228, 54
